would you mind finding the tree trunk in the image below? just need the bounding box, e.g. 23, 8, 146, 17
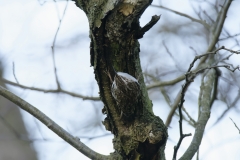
74, 1, 168, 159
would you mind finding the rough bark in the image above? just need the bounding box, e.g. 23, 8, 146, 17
73, 0, 168, 159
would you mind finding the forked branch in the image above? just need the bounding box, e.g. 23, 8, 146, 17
173, 46, 239, 160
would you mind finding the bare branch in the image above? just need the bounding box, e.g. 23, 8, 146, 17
51, 0, 69, 89
12, 62, 19, 84
144, 73, 196, 127
179, 68, 215, 160
165, 45, 239, 128
163, 41, 184, 72
165, 0, 234, 131
219, 33, 240, 41
171, 44, 239, 159
177, 1, 235, 157
136, 15, 161, 39
195, 64, 239, 73
0, 86, 109, 160
212, 90, 240, 127
187, 46, 239, 74
147, 45, 239, 90
3, 1, 101, 102
150, 4, 210, 29
221, 46, 240, 54
230, 118, 240, 134
165, 89, 182, 127
187, 46, 224, 73
147, 75, 185, 90
202, 10, 215, 24
172, 72, 193, 160
182, 106, 197, 126
199, 0, 233, 65
1, 78, 100, 101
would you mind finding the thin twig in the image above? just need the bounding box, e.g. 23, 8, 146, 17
165, 0, 236, 127
195, 64, 239, 73
147, 46, 239, 90
173, 1, 234, 159
212, 90, 240, 127
51, 0, 69, 89
172, 72, 193, 160
179, 67, 214, 160
198, 0, 233, 65
163, 41, 184, 72
172, 46, 239, 160
150, 4, 210, 29
3, 1, 101, 101
182, 106, 197, 126
179, 1, 236, 154
1, 78, 100, 101
12, 62, 19, 84
165, 46, 239, 127
187, 46, 224, 73
147, 74, 185, 89
165, 88, 182, 127
230, 118, 240, 134
219, 33, 240, 41
223, 29, 240, 46
203, 10, 215, 24
144, 73, 195, 127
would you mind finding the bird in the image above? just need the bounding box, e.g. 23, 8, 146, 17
108, 69, 141, 120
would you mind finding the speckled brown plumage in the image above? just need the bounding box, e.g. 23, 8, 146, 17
111, 72, 140, 120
